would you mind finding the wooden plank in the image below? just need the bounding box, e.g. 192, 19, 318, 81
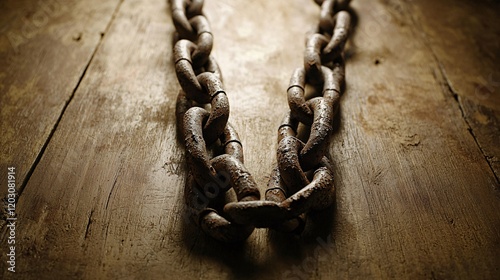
405, 0, 500, 180
312, 1, 500, 278
1, 0, 499, 279
0, 0, 122, 217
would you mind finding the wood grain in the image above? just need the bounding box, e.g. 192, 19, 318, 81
0, 0, 122, 218
406, 0, 500, 183
1, 0, 499, 279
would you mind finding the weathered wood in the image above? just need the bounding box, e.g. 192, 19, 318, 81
1, 0, 499, 279
0, 0, 122, 218
405, 0, 500, 180
313, 1, 500, 278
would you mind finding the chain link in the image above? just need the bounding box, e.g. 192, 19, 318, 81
171, 0, 352, 242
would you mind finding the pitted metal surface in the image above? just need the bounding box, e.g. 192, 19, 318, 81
171, 0, 352, 242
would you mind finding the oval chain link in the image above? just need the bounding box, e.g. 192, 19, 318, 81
171, 0, 352, 241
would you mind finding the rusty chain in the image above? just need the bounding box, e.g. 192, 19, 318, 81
171, 0, 352, 242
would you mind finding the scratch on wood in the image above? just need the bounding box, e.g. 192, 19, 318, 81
103, 223, 111, 251
106, 154, 124, 210
370, 167, 384, 186
84, 210, 94, 239
106, 173, 120, 210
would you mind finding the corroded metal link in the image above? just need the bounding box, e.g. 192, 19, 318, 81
321, 64, 342, 117
223, 199, 282, 229
265, 166, 306, 233
280, 158, 335, 215
183, 173, 215, 224
183, 169, 231, 221
321, 65, 336, 96
265, 166, 287, 203
300, 97, 334, 171
223, 157, 334, 229
189, 15, 213, 67
203, 55, 223, 83
203, 89, 229, 145
319, 0, 335, 34
186, 0, 204, 18
269, 114, 306, 232
277, 136, 310, 194
185, 174, 254, 243
277, 113, 299, 143
287, 66, 338, 126
332, 57, 345, 92
275, 113, 300, 199
314, 0, 351, 12
211, 155, 260, 202
175, 90, 192, 136
197, 72, 225, 99
183, 107, 218, 190
171, 0, 205, 39
221, 123, 244, 163
197, 73, 229, 145
287, 68, 311, 125
183, 107, 233, 197
174, 41, 224, 105
172, 0, 352, 241
322, 11, 351, 62
197, 151, 260, 242
224, 113, 331, 233
171, 0, 196, 40
200, 210, 254, 243
174, 40, 208, 103
223, 116, 298, 229
334, 0, 351, 12
173, 39, 196, 64
304, 34, 329, 86
323, 59, 345, 99
174, 73, 228, 141
182, 110, 257, 243
189, 14, 210, 34
176, 72, 228, 148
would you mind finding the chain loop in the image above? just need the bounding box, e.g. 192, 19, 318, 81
278, 136, 310, 194
171, 0, 196, 40
171, 0, 353, 241
322, 11, 351, 62
189, 15, 213, 67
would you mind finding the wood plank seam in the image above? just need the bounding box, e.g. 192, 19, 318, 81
401, 1, 500, 186
436, 63, 500, 185
11, 0, 127, 202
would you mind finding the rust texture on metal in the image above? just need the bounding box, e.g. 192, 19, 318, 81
170, 0, 352, 242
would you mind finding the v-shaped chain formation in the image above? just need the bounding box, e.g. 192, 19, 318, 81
171, 0, 352, 242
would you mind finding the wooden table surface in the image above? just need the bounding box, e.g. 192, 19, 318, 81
1, 0, 499, 279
